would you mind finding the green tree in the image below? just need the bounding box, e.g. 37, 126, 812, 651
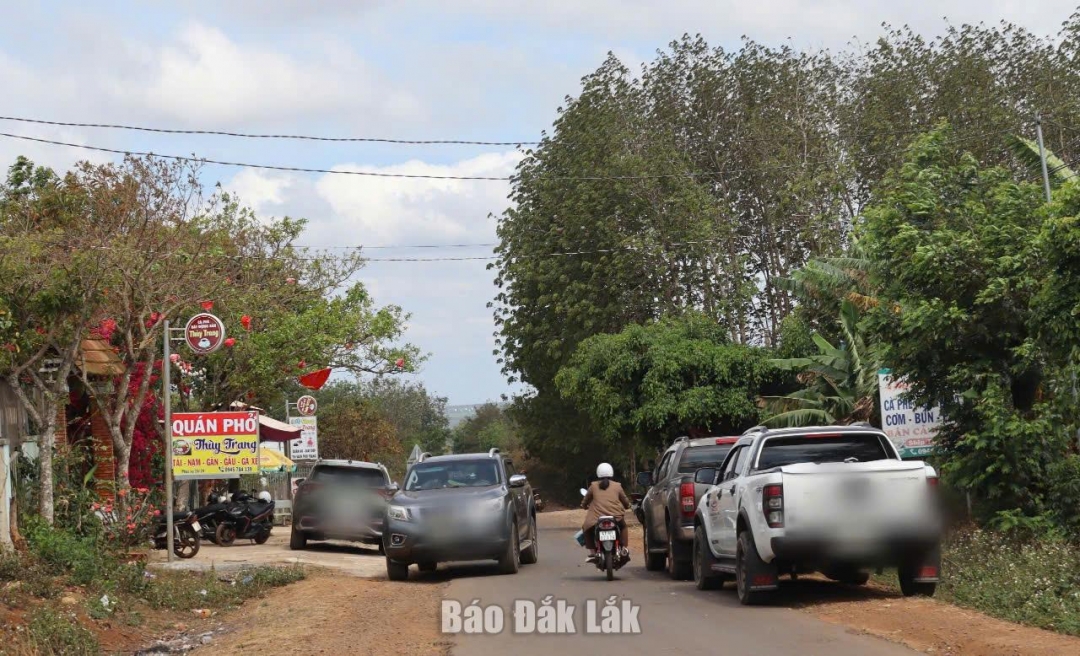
555, 313, 775, 462
858, 125, 1069, 516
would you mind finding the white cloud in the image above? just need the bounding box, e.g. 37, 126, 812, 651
313, 150, 521, 245
133, 22, 423, 126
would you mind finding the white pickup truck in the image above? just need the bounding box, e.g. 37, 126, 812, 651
691, 425, 942, 605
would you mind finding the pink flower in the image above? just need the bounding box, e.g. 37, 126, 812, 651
169, 354, 181, 364
153, 510, 161, 516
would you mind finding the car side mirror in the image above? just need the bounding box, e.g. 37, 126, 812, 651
636, 471, 654, 487
694, 468, 718, 485
387, 482, 399, 493
509, 474, 527, 488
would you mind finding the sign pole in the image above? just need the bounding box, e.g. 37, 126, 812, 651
163, 320, 174, 563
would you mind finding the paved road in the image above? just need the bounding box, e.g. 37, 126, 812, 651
444, 515, 917, 655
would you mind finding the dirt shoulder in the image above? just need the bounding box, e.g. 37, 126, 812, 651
190, 569, 450, 656
803, 585, 1080, 656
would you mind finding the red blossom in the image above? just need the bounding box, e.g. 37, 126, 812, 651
240, 315, 252, 331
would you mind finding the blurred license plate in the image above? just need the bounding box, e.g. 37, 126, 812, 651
191, 521, 201, 532
599, 530, 616, 541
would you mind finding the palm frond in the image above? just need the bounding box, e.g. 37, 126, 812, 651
1007, 134, 1075, 184
762, 408, 836, 428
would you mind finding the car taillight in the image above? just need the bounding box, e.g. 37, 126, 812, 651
680, 482, 696, 517
927, 476, 938, 488
763, 484, 784, 528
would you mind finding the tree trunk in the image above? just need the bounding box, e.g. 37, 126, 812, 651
38, 405, 57, 526
112, 435, 132, 502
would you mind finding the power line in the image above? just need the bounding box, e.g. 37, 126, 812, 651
0, 127, 1008, 183
0, 115, 540, 147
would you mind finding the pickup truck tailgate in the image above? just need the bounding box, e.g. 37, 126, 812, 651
779, 460, 936, 538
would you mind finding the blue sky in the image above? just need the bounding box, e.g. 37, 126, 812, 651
1, 1, 1076, 405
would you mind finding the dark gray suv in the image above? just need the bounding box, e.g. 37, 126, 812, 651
382, 449, 538, 580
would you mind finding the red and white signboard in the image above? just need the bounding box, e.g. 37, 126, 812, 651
288, 416, 319, 461
185, 313, 226, 355
296, 395, 318, 417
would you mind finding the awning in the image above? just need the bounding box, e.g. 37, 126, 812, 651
259, 448, 296, 473
258, 415, 301, 442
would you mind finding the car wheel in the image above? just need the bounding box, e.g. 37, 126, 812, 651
418, 562, 438, 573
386, 558, 410, 581
898, 549, 939, 598
693, 525, 722, 590
667, 524, 692, 580
644, 522, 665, 571
216, 523, 237, 547
520, 515, 539, 565
498, 521, 520, 574
289, 527, 307, 550
735, 531, 773, 606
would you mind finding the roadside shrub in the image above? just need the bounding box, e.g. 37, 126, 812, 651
940, 529, 1080, 635
26, 606, 100, 656
139, 565, 306, 611
24, 518, 116, 586
1046, 455, 1080, 538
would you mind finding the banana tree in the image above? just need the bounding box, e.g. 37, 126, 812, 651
761, 300, 879, 427
1006, 134, 1076, 186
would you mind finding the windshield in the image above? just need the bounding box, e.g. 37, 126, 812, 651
310, 465, 388, 487
677, 445, 734, 474
757, 433, 892, 469
405, 460, 502, 491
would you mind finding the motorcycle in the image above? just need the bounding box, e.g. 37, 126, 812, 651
630, 493, 645, 525
533, 488, 545, 512
190, 492, 232, 544
152, 511, 202, 559
577, 487, 630, 581
215, 490, 275, 547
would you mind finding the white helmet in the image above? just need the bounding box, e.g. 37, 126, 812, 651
258, 491, 272, 503
596, 463, 614, 479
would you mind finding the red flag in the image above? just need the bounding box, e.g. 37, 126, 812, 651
298, 367, 332, 390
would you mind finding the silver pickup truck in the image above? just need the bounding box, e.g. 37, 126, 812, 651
637, 436, 739, 579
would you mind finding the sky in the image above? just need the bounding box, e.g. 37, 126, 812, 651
1, 1, 1077, 405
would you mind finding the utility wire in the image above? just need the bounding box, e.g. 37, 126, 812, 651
0, 115, 539, 146
0, 128, 1007, 182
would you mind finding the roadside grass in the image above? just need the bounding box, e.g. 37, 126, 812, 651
873, 528, 1080, 636
1, 521, 307, 653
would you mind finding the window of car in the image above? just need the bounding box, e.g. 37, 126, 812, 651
720, 446, 747, 481
677, 444, 735, 474
309, 465, 388, 487
404, 460, 502, 491
756, 433, 892, 470
656, 451, 675, 481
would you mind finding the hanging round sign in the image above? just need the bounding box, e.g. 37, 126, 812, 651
296, 395, 318, 416
184, 313, 226, 355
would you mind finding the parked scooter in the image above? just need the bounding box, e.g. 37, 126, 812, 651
215, 491, 275, 547
576, 487, 630, 581
190, 492, 232, 544
152, 511, 202, 559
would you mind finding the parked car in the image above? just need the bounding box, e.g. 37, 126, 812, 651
637, 436, 739, 578
382, 448, 537, 580
290, 459, 397, 551
692, 425, 942, 605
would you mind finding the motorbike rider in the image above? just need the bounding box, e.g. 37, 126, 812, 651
581, 463, 631, 562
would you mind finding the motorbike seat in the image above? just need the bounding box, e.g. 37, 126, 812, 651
173, 510, 192, 521
246, 501, 274, 517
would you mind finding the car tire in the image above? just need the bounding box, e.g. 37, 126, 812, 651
643, 522, 665, 571
736, 530, 773, 606
667, 524, 692, 580
898, 554, 939, 597
418, 562, 438, 573
289, 527, 307, 550
520, 515, 539, 565
386, 558, 410, 581
498, 521, 520, 575
693, 524, 723, 590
